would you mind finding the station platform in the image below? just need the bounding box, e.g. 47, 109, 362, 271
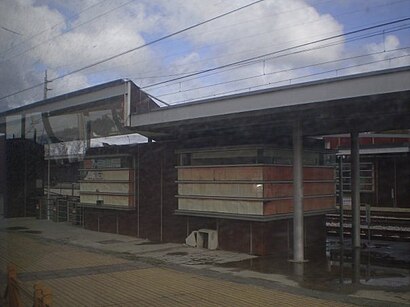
1, 217, 408, 306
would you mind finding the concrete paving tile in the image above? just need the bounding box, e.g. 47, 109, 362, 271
2, 218, 404, 307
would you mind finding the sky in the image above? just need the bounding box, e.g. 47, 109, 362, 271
0, 0, 409, 112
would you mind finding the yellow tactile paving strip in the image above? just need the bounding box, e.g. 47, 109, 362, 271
17, 268, 353, 307
1, 231, 353, 307
0, 232, 128, 273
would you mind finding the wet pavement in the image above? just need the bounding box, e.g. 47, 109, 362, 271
1, 217, 409, 306
217, 238, 410, 293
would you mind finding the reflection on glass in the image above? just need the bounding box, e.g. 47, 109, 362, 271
25, 113, 43, 143
6, 115, 22, 139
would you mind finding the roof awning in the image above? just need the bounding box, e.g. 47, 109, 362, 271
130, 66, 410, 142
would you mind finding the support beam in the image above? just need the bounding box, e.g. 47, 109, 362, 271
351, 132, 361, 248
338, 155, 344, 245
292, 121, 305, 262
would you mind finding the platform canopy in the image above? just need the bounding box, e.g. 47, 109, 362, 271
130, 66, 410, 142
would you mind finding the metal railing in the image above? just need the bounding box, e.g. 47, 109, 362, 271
36, 195, 83, 226
3, 263, 52, 307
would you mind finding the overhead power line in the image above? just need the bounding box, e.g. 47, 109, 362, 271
46, 0, 404, 76
0, 0, 264, 102
1, 16, 409, 103
148, 23, 410, 92
0, 0, 111, 58
48, 0, 265, 79
1, 0, 137, 63
1, 26, 22, 36
141, 17, 410, 89
167, 54, 410, 105
156, 47, 410, 99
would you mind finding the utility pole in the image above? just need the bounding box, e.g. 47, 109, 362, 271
44, 70, 52, 220
43, 70, 52, 100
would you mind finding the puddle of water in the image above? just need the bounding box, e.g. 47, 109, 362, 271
166, 252, 188, 256
361, 276, 410, 287
218, 238, 410, 293
137, 241, 162, 245
98, 239, 124, 244
21, 230, 42, 234
5, 226, 29, 230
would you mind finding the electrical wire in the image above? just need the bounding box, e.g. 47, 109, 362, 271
0, 0, 264, 102
0, 0, 137, 63
148, 23, 410, 92
140, 17, 410, 90
1, 16, 409, 103
166, 53, 410, 105
170, 0, 409, 52
47, 0, 410, 79
155, 47, 410, 99
0, 0, 112, 58
123, 25, 404, 91
44, 0, 333, 72
49, 0, 265, 79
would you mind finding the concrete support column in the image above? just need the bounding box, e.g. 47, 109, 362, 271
351, 132, 361, 249
292, 121, 305, 262
338, 155, 344, 245
352, 244, 361, 284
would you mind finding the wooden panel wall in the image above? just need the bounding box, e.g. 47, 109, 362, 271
177, 165, 335, 216
178, 183, 263, 198
80, 165, 134, 207
178, 166, 263, 181
178, 198, 264, 215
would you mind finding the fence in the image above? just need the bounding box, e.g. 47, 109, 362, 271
37, 196, 83, 226
3, 263, 52, 307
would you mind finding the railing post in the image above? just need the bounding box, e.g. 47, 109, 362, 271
5, 264, 23, 307
34, 283, 43, 307
33, 282, 52, 307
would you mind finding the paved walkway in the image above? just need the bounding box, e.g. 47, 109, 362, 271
0, 230, 354, 307
0, 218, 408, 306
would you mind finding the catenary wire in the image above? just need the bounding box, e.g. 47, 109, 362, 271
166, 53, 410, 105
1, 16, 409, 103
147, 24, 410, 92
44, 0, 333, 72
0, 0, 112, 58
155, 47, 410, 99
0, 0, 138, 63
46, 0, 410, 79
0, 0, 264, 102
140, 17, 410, 90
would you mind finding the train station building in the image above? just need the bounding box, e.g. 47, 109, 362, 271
1, 66, 409, 258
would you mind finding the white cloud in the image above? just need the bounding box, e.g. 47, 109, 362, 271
342, 34, 409, 75
0, 0, 157, 110
0, 0, 409, 112
366, 34, 400, 54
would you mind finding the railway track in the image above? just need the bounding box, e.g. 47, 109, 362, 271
326, 206, 410, 242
